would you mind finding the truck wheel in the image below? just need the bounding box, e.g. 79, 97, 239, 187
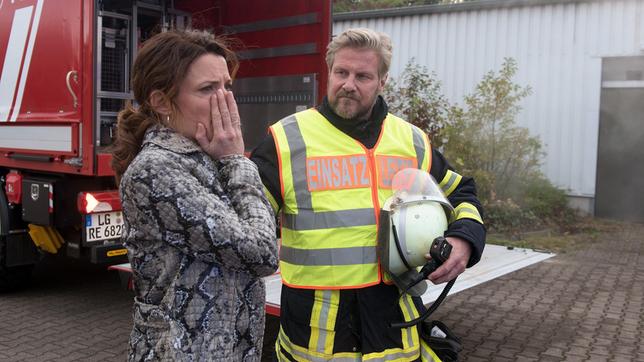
0, 189, 34, 292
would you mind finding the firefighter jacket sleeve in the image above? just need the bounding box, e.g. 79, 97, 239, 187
250, 135, 283, 213
430, 148, 486, 267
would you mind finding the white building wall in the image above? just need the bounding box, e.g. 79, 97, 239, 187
334, 0, 644, 200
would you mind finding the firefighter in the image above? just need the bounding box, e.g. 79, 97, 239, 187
250, 28, 486, 361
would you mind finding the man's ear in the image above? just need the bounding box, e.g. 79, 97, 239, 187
149, 90, 171, 116
379, 73, 388, 92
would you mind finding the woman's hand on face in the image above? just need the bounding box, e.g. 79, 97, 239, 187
195, 89, 245, 159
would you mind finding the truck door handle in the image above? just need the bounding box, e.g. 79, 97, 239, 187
66, 70, 79, 108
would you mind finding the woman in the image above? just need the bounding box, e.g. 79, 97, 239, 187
111, 30, 278, 361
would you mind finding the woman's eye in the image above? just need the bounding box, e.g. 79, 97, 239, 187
224, 84, 233, 91
201, 86, 214, 92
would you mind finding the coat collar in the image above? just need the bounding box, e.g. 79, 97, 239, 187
316, 95, 388, 149
142, 124, 201, 154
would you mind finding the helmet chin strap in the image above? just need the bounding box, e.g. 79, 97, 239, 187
390, 278, 456, 329
389, 231, 458, 329
391, 223, 413, 270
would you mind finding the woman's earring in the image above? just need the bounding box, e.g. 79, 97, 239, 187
166, 115, 170, 125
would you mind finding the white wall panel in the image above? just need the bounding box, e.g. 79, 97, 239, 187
334, 0, 644, 198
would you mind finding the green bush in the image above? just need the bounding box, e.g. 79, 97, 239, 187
521, 175, 579, 231
483, 198, 539, 238
522, 175, 567, 218
385, 58, 579, 235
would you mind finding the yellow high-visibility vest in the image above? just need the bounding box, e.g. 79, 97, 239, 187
270, 108, 431, 289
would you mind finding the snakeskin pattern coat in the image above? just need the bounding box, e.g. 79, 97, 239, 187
119, 125, 278, 361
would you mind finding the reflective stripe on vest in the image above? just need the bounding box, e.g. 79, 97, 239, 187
411, 127, 426, 175
271, 109, 431, 288
280, 245, 377, 266
279, 115, 376, 231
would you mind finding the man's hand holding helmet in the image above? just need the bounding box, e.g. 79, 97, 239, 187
378, 168, 469, 294
425, 236, 471, 284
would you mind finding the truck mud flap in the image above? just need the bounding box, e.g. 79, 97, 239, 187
90, 244, 128, 264
5, 233, 39, 267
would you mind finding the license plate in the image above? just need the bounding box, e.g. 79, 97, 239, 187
85, 211, 123, 242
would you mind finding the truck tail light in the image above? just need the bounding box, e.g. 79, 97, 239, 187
5, 170, 22, 204
77, 191, 121, 214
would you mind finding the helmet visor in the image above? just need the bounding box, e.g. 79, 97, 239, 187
388, 168, 452, 211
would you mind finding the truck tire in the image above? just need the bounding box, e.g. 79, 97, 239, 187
0, 188, 34, 292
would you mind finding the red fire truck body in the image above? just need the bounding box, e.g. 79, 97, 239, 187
0, 0, 330, 290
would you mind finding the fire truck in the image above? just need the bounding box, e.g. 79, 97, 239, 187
0, 0, 330, 291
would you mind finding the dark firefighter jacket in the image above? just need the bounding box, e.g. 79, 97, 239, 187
250, 95, 485, 267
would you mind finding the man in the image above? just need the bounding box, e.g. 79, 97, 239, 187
251, 28, 485, 361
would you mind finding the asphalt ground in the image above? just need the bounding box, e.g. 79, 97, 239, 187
0, 222, 643, 361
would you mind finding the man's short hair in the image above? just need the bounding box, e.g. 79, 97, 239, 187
326, 28, 392, 79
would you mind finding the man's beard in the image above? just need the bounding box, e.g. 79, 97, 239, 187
330, 90, 373, 120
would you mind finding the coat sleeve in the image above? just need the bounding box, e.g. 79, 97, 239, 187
430, 148, 486, 267
123, 153, 278, 277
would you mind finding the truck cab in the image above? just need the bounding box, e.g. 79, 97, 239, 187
0, 0, 330, 290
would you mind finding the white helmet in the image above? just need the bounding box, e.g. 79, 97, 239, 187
378, 168, 453, 296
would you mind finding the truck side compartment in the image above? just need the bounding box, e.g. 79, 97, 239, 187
0, 0, 330, 290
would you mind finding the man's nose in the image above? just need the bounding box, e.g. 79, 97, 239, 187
342, 76, 357, 92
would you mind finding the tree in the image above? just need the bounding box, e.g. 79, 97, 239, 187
383, 59, 457, 148
442, 58, 536, 201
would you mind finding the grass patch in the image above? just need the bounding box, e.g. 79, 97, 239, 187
487, 217, 630, 253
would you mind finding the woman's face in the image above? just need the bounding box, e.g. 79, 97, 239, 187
173, 53, 231, 140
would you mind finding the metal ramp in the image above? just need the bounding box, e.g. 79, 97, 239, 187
111, 244, 555, 316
